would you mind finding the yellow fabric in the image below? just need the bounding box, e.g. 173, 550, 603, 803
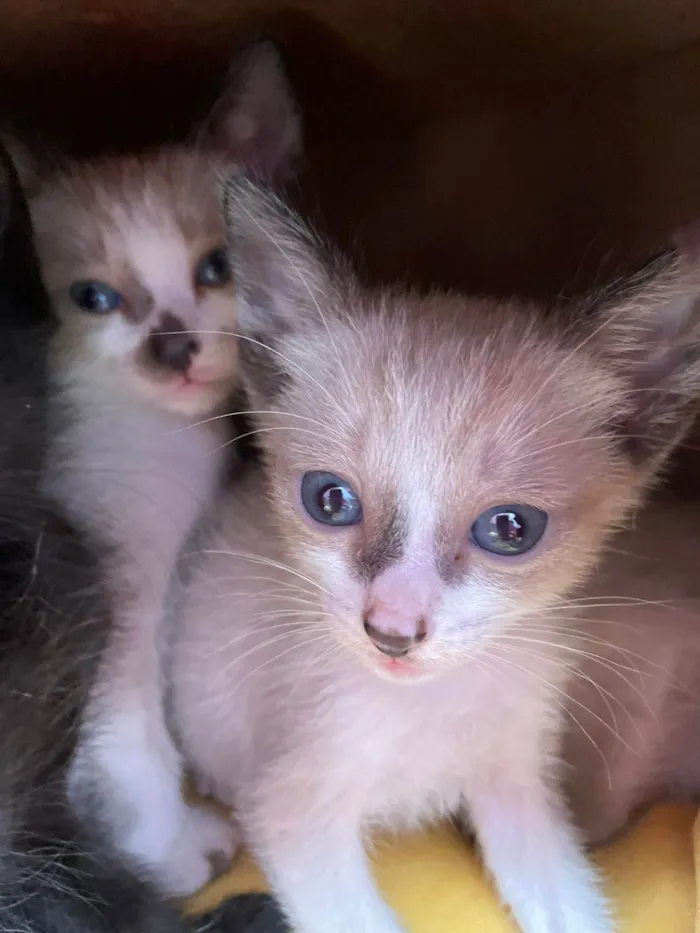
186, 804, 698, 931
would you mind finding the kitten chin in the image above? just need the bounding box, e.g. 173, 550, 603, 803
165, 178, 700, 933
9, 41, 304, 898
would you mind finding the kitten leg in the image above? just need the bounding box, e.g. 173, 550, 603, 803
468, 773, 613, 933
247, 797, 406, 933
69, 606, 239, 898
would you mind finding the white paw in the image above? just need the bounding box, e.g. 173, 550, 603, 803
559, 895, 615, 933
146, 805, 241, 898
521, 888, 614, 933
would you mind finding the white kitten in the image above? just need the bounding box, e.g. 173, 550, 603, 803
24, 47, 301, 897
169, 178, 700, 932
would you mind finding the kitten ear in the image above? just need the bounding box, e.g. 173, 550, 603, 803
204, 40, 302, 182
581, 248, 700, 469
224, 175, 337, 397
0, 139, 50, 326
0, 132, 43, 200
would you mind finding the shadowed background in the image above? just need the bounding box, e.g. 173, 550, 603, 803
3, 0, 700, 298
4, 0, 700, 484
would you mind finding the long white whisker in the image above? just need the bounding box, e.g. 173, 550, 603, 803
234, 633, 338, 690
477, 647, 613, 788
172, 409, 334, 434
489, 636, 655, 741
485, 645, 638, 755
200, 550, 332, 597
234, 195, 361, 418
214, 424, 329, 455
148, 328, 343, 415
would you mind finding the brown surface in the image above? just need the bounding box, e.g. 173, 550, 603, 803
1, 1, 700, 297
3, 0, 700, 478
2, 0, 700, 122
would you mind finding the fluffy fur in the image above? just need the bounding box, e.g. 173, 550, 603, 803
18, 43, 302, 895
166, 178, 700, 933
0, 137, 189, 933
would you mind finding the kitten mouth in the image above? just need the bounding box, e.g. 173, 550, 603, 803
374, 655, 424, 680
175, 372, 225, 393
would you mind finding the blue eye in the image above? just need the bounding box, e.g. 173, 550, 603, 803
470, 504, 548, 556
196, 247, 231, 287
301, 472, 362, 527
69, 281, 122, 314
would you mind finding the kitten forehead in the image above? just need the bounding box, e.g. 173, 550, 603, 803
31, 148, 227, 286
294, 299, 612, 432
272, 295, 626, 522
119, 224, 194, 308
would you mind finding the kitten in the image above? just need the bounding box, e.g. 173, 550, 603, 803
0, 137, 185, 933
17, 43, 301, 896
167, 177, 700, 933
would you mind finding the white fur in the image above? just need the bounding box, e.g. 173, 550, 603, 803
50, 382, 239, 895
29, 41, 303, 896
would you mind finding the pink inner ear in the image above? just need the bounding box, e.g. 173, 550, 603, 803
222, 109, 298, 181
209, 44, 302, 183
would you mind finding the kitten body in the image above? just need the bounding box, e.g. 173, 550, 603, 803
23, 45, 302, 895
0, 139, 186, 933
167, 179, 700, 933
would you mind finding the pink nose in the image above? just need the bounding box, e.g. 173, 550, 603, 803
363, 611, 427, 658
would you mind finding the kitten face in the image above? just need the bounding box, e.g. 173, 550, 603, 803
224, 178, 700, 685
247, 298, 639, 683
32, 151, 239, 417
14, 40, 301, 419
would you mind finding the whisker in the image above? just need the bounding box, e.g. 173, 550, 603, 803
233, 633, 339, 690
489, 636, 655, 740
485, 645, 638, 754
476, 647, 613, 788
199, 550, 332, 597
233, 194, 362, 419
159, 329, 344, 416
172, 409, 333, 434
202, 618, 332, 661
214, 424, 329, 455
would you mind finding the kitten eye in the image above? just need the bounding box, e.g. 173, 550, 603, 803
301, 472, 362, 527
470, 504, 548, 556
69, 281, 122, 314
195, 247, 231, 288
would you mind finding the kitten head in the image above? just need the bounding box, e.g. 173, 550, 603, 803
16, 42, 301, 418
224, 177, 700, 683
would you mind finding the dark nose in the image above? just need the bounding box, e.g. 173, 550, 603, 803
363, 614, 427, 658
147, 313, 200, 373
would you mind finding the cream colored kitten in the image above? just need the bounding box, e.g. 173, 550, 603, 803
21, 46, 301, 897
163, 178, 700, 933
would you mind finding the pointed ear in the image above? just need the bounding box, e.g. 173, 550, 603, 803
0, 139, 50, 326
202, 40, 302, 183
223, 175, 339, 399
580, 248, 700, 470
0, 131, 43, 200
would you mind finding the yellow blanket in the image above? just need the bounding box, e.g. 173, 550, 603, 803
186, 804, 699, 931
